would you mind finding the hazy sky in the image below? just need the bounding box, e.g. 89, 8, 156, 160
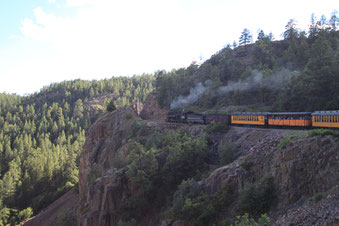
0, 0, 337, 95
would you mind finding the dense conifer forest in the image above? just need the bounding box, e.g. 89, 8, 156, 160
0, 76, 154, 224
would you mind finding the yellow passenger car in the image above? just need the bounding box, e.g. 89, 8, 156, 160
312, 111, 339, 128
268, 112, 312, 127
231, 112, 268, 126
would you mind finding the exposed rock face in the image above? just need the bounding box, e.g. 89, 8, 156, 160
77, 108, 137, 226
201, 127, 339, 224
139, 91, 168, 120
77, 108, 339, 226
131, 100, 144, 116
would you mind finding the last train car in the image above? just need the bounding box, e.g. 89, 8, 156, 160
231, 112, 269, 126
311, 111, 339, 129
268, 112, 312, 127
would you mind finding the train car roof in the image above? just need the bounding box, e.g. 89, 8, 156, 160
312, 111, 339, 115
232, 112, 271, 115
269, 112, 312, 115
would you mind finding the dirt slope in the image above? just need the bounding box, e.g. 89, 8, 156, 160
21, 189, 78, 226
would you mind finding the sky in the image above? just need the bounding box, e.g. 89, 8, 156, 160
0, 0, 337, 95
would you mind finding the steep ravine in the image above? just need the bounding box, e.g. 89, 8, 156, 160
75, 107, 339, 225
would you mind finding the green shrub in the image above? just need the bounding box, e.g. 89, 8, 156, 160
172, 178, 202, 215
112, 150, 130, 169
213, 184, 235, 211
218, 141, 236, 165
130, 120, 147, 137
145, 131, 163, 150
171, 180, 237, 225
17, 207, 33, 223
308, 129, 339, 137
231, 213, 270, 226
313, 193, 323, 202
238, 175, 275, 215
106, 100, 116, 112
278, 137, 291, 149
205, 121, 229, 134
240, 155, 253, 171
88, 163, 102, 184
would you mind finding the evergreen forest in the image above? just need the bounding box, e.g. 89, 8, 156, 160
0, 76, 154, 225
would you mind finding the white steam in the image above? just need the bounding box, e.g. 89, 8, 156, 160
170, 69, 294, 109
170, 82, 208, 109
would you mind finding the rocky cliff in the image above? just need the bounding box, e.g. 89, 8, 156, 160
77, 107, 137, 226
200, 127, 339, 225
76, 103, 339, 225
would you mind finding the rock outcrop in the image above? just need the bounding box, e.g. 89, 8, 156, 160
139, 91, 168, 120
201, 127, 339, 225
77, 108, 137, 226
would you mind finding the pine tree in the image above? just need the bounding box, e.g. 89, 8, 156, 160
239, 28, 252, 46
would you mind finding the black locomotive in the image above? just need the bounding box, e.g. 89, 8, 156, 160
166, 110, 230, 125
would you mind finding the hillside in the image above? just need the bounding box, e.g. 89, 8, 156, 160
72, 103, 339, 225
0, 76, 154, 225
156, 26, 339, 113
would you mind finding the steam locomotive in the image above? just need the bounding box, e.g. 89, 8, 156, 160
166, 110, 339, 129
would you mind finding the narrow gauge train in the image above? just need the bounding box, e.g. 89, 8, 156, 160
166, 110, 339, 129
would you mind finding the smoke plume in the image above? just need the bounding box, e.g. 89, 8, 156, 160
170, 69, 293, 109
170, 82, 209, 109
